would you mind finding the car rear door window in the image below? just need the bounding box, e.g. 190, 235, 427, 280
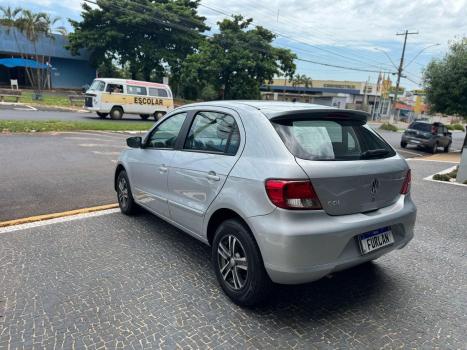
272, 119, 395, 161
146, 112, 187, 149
184, 111, 240, 155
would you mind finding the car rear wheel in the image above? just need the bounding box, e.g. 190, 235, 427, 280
110, 106, 124, 120
212, 219, 272, 306
96, 112, 108, 119
139, 114, 150, 120
116, 170, 137, 215
400, 141, 407, 148
430, 142, 438, 154
444, 143, 451, 153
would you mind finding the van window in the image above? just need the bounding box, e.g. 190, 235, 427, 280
148, 88, 168, 98
127, 85, 147, 96
89, 80, 105, 92
184, 111, 240, 155
106, 84, 123, 93
272, 119, 395, 161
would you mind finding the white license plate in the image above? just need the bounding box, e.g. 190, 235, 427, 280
410, 140, 421, 144
358, 227, 394, 254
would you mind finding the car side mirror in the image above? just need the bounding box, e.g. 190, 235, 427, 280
127, 136, 142, 148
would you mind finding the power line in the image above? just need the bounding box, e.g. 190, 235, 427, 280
198, 2, 395, 71
82, 0, 395, 75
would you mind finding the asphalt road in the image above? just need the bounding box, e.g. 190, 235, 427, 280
0, 131, 137, 221
0, 160, 465, 349
1, 127, 465, 222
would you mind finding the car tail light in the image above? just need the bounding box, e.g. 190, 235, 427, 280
400, 169, 411, 194
265, 180, 322, 210
431, 126, 437, 134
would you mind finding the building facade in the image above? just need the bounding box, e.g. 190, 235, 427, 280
0, 26, 95, 89
261, 77, 397, 117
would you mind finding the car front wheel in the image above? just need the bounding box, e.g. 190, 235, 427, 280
116, 170, 137, 215
212, 219, 272, 306
400, 141, 407, 148
430, 142, 438, 154
444, 143, 451, 153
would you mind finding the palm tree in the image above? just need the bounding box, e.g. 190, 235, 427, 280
0, 7, 66, 94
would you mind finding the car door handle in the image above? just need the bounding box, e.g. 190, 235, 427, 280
159, 165, 168, 173
207, 172, 220, 181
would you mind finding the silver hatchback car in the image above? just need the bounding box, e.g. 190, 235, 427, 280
115, 101, 416, 306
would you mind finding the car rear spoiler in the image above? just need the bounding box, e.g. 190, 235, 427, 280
267, 109, 369, 124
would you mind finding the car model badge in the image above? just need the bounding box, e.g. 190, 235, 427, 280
370, 178, 379, 196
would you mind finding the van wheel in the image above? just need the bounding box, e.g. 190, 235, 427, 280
139, 114, 150, 120
110, 107, 123, 120
154, 112, 166, 120
212, 219, 272, 307
96, 112, 108, 119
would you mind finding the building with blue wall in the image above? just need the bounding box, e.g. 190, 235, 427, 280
0, 26, 95, 89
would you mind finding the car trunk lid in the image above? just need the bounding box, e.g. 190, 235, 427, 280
295, 158, 407, 215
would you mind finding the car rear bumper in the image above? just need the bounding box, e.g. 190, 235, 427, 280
248, 195, 416, 284
402, 135, 433, 146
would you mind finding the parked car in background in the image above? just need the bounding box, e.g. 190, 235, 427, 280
114, 101, 416, 306
401, 121, 452, 153
84, 78, 174, 120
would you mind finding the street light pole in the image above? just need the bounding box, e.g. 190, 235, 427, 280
390, 30, 419, 123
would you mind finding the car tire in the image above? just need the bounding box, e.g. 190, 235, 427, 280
444, 143, 451, 153
110, 106, 124, 120
116, 170, 137, 215
212, 219, 272, 307
96, 112, 108, 119
139, 114, 150, 120
430, 142, 438, 154
400, 141, 407, 148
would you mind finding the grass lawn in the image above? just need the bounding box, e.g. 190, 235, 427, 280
0, 120, 154, 132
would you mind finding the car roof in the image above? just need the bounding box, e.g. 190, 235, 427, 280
180, 100, 369, 122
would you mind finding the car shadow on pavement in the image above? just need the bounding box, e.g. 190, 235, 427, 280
134, 210, 399, 318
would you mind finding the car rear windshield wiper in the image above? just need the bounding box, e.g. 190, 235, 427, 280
360, 149, 389, 159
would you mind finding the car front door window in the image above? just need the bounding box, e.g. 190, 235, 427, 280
146, 113, 188, 149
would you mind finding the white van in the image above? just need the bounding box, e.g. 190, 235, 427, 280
84, 78, 174, 120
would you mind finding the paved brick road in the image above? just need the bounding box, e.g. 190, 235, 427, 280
0, 161, 466, 349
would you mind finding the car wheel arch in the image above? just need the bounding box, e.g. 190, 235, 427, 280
206, 208, 252, 246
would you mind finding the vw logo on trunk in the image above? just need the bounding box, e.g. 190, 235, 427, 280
370, 178, 379, 196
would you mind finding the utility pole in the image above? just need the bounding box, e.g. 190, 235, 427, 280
390, 30, 418, 123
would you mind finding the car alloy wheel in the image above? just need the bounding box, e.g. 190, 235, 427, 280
217, 234, 248, 290
117, 176, 129, 209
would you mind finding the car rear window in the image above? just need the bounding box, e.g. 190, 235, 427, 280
409, 122, 431, 132
272, 119, 395, 161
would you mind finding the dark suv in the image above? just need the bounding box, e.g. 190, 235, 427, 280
401, 121, 452, 153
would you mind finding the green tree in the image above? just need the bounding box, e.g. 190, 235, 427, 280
68, 0, 208, 85
179, 15, 296, 100
424, 38, 467, 119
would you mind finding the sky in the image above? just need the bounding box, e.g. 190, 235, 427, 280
6, 0, 467, 90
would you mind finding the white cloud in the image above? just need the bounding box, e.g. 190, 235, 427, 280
201, 0, 467, 49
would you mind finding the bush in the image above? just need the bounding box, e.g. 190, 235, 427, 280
446, 124, 465, 132
433, 173, 451, 181
380, 123, 399, 132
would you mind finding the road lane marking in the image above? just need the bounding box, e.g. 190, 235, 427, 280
397, 149, 424, 157
0, 203, 119, 229
92, 151, 121, 155
79, 143, 123, 148
423, 165, 466, 187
